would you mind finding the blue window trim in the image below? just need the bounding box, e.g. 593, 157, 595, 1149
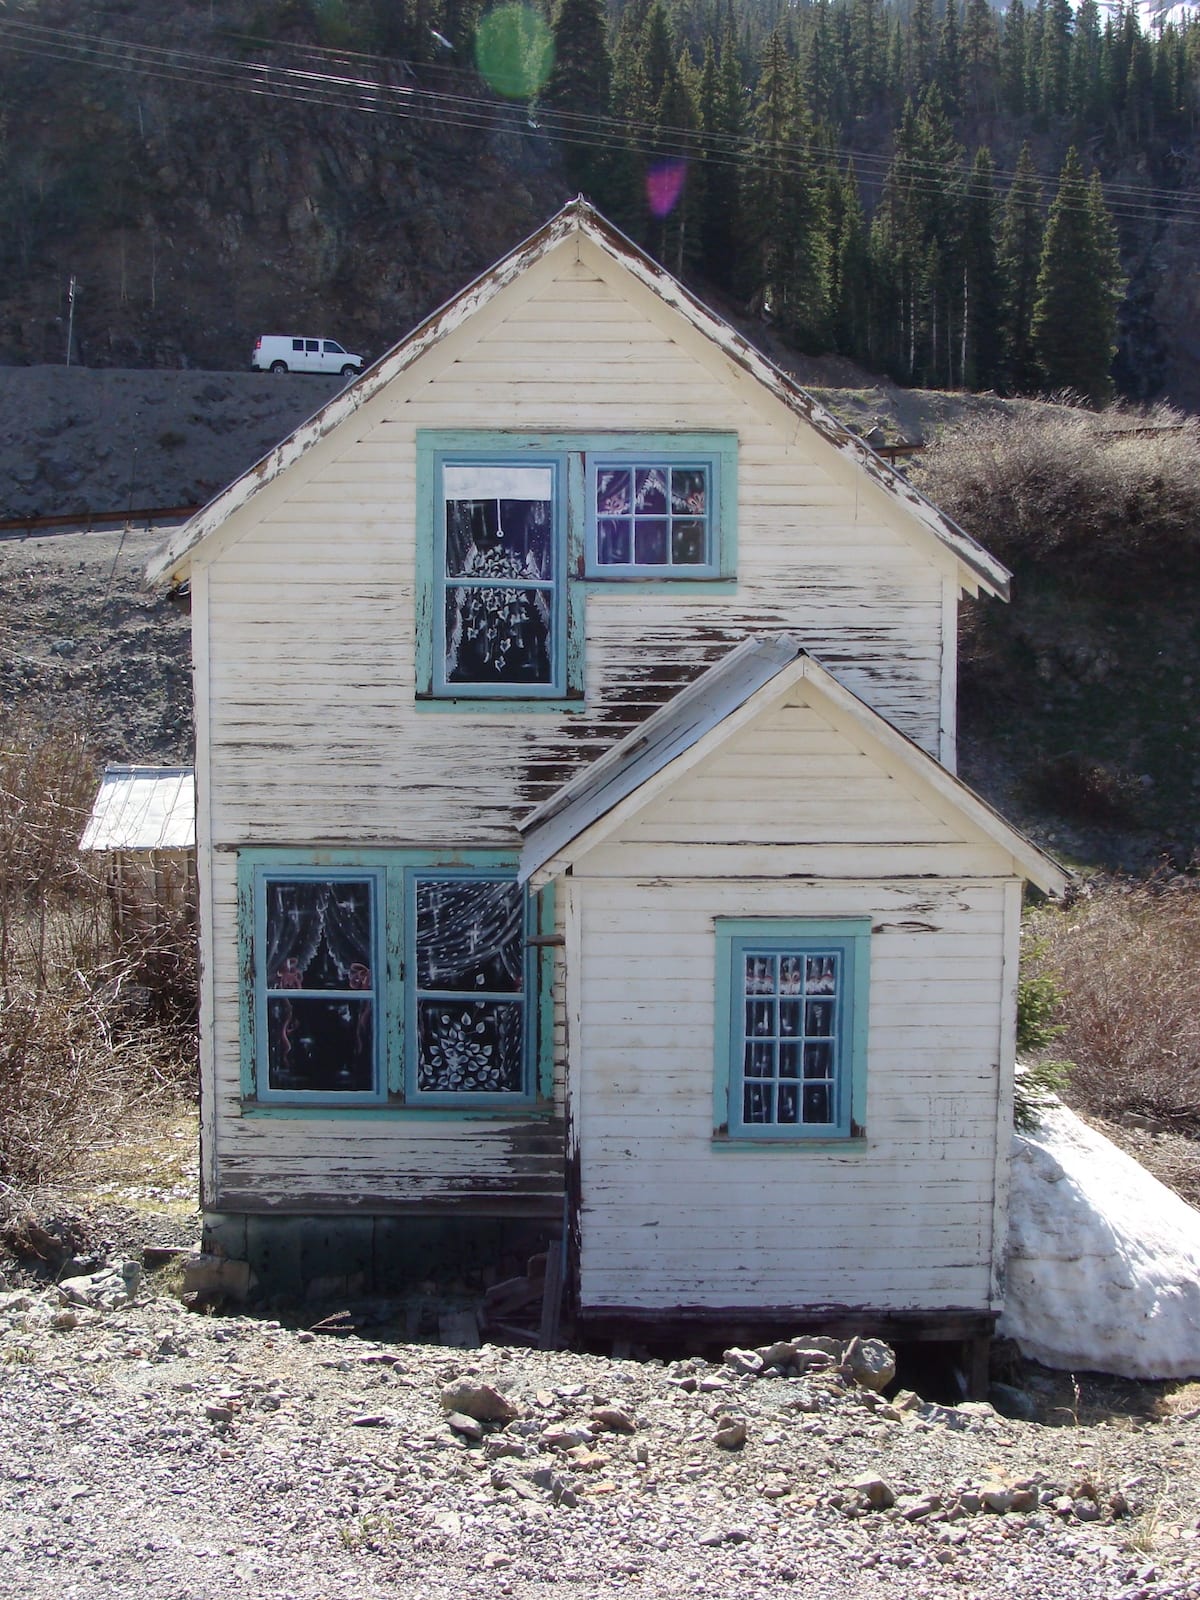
415, 430, 738, 708
237, 847, 554, 1114
585, 435, 737, 580
415, 432, 583, 706
713, 917, 870, 1144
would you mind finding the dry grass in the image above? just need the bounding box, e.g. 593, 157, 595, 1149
1023, 879, 1200, 1200
916, 401, 1200, 573
0, 717, 197, 1196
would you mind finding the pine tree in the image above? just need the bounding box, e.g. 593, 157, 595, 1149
1001, 0, 1029, 115
828, 159, 872, 361
998, 141, 1044, 393
697, 29, 743, 292
936, 0, 963, 117
1032, 147, 1124, 402
742, 30, 831, 350
1038, 0, 1073, 116
961, 147, 1002, 390
541, 0, 613, 204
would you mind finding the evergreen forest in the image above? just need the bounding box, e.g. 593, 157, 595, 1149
337, 0, 1196, 403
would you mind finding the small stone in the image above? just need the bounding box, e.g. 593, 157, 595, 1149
1073, 1498, 1102, 1522
540, 1425, 594, 1450
440, 1381, 518, 1424
899, 1493, 941, 1522
851, 1474, 896, 1511
204, 1404, 234, 1423
989, 1382, 1038, 1422
844, 1337, 896, 1393
714, 1415, 748, 1450
723, 1347, 764, 1376
445, 1412, 484, 1440
589, 1405, 636, 1434
980, 1483, 1015, 1514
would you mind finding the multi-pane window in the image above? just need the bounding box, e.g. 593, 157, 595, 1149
437, 459, 565, 696
243, 854, 547, 1108
591, 461, 713, 573
741, 950, 841, 1128
410, 875, 528, 1100
716, 919, 869, 1141
257, 870, 384, 1102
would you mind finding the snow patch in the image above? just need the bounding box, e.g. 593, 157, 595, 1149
1000, 1100, 1200, 1380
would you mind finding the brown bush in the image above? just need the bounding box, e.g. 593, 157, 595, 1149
0, 718, 197, 1193
915, 401, 1200, 573
1025, 879, 1200, 1133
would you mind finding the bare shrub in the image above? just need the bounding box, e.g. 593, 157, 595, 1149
1025, 879, 1200, 1132
915, 401, 1200, 572
0, 718, 197, 1193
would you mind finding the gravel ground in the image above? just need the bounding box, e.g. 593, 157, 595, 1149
2, 1252, 1199, 1600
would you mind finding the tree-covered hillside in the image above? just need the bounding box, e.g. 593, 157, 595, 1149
1, 0, 1198, 404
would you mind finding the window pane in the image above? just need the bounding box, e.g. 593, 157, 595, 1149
804, 1040, 835, 1079
596, 467, 631, 515
444, 484, 554, 581
672, 521, 706, 565
597, 519, 631, 565
746, 955, 776, 993
746, 998, 775, 1037
671, 468, 707, 514
416, 1000, 523, 1093
415, 879, 524, 992
803, 1083, 833, 1123
806, 998, 836, 1038
779, 1041, 803, 1079
778, 1082, 801, 1123
744, 1081, 773, 1123
265, 879, 373, 992
745, 1038, 775, 1075
266, 995, 374, 1093
779, 999, 802, 1037
634, 521, 669, 565
445, 586, 553, 684
634, 467, 668, 514
806, 955, 838, 994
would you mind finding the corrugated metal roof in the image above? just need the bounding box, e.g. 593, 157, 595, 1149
79, 766, 195, 853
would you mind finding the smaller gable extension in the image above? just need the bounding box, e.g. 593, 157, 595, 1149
147, 201, 1010, 603
520, 640, 1066, 896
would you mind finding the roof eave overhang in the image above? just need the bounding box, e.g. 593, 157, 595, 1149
147, 200, 1009, 599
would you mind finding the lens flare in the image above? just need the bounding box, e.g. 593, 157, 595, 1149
646, 160, 687, 219
474, 4, 555, 100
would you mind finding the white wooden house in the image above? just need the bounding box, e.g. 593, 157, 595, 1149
148, 201, 1065, 1357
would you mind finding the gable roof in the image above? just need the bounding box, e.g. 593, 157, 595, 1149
147, 199, 1009, 599
518, 640, 1067, 896
80, 765, 196, 853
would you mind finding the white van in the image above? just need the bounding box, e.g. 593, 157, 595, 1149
251, 335, 363, 376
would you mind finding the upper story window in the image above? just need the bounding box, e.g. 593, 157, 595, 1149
441, 461, 563, 693
416, 431, 737, 704
589, 457, 719, 575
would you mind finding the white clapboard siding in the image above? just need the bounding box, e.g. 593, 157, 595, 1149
196, 246, 986, 1231
564, 685, 1021, 1313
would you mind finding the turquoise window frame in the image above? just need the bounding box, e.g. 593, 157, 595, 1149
237, 848, 554, 1114
404, 864, 537, 1108
415, 432, 582, 706
585, 435, 737, 580
415, 430, 738, 708
713, 918, 870, 1143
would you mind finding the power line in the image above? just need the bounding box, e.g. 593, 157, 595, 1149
0, 14, 1196, 234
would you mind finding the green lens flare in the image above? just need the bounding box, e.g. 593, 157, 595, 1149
474, 4, 554, 100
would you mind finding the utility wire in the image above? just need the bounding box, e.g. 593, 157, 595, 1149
1, 14, 1197, 232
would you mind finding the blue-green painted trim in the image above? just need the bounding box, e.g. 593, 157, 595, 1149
237, 847, 553, 1115
415, 431, 582, 705
403, 864, 537, 1108
583, 433, 738, 581
239, 1104, 555, 1122
245, 861, 389, 1106
713, 917, 870, 1146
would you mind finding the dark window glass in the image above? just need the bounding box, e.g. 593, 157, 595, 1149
737, 946, 842, 1129
262, 877, 376, 1095
594, 461, 712, 569
413, 877, 527, 1096
442, 465, 555, 687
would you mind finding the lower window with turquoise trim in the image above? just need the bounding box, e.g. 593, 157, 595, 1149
240, 850, 551, 1110
715, 918, 870, 1142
